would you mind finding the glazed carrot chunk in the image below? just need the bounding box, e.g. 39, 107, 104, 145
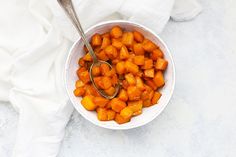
151, 49, 164, 60
119, 46, 130, 60
78, 58, 85, 67
91, 33, 102, 46
110, 98, 126, 112
125, 73, 136, 85
110, 26, 123, 38
100, 63, 110, 75
133, 110, 142, 116
142, 90, 154, 107
127, 86, 141, 101
84, 85, 100, 96
147, 89, 154, 99
74, 87, 85, 97
141, 90, 149, 101
93, 77, 102, 88
111, 74, 118, 86
153, 71, 165, 88
122, 80, 129, 90
92, 65, 101, 76
78, 71, 90, 84
145, 79, 158, 90
125, 61, 139, 74
81, 95, 97, 111
75, 80, 85, 88
116, 61, 126, 74
115, 114, 130, 124
151, 92, 162, 105
102, 32, 110, 38
133, 55, 145, 65
142, 58, 153, 69
96, 50, 109, 61
105, 68, 116, 77
104, 86, 116, 96
97, 108, 108, 121
155, 58, 168, 70
136, 71, 143, 77
106, 101, 112, 109
144, 83, 152, 91
94, 47, 101, 54
122, 32, 134, 46
93, 96, 109, 108
141, 90, 150, 101
126, 53, 135, 62
107, 110, 116, 120
120, 107, 133, 119
128, 100, 143, 112
133, 31, 144, 43
104, 45, 118, 59
135, 76, 145, 91
83, 53, 92, 61
112, 59, 120, 64
133, 43, 145, 55
142, 39, 157, 52
101, 76, 112, 89
112, 38, 123, 49
143, 99, 152, 107
76, 68, 84, 78
144, 68, 154, 78
118, 89, 128, 102
77, 67, 87, 74
101, 36, 111, 49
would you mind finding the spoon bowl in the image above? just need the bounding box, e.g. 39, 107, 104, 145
89, 61, 120, 99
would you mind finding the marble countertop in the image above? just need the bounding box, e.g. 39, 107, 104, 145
1, 0, 236, 157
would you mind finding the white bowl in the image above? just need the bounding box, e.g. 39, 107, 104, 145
65, 20, 175, 130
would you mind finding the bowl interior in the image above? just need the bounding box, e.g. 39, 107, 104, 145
65, 21, 175, 130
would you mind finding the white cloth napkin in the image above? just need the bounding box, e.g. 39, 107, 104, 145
0, 0, 201, 156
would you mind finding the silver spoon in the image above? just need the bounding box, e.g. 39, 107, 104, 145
58, 0, 120, 99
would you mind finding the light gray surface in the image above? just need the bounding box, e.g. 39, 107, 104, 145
1, 0, 236, 156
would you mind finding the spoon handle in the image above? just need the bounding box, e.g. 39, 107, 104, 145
57, 0, 98, 62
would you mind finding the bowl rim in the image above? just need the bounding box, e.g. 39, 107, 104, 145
65, 20, 176, 130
